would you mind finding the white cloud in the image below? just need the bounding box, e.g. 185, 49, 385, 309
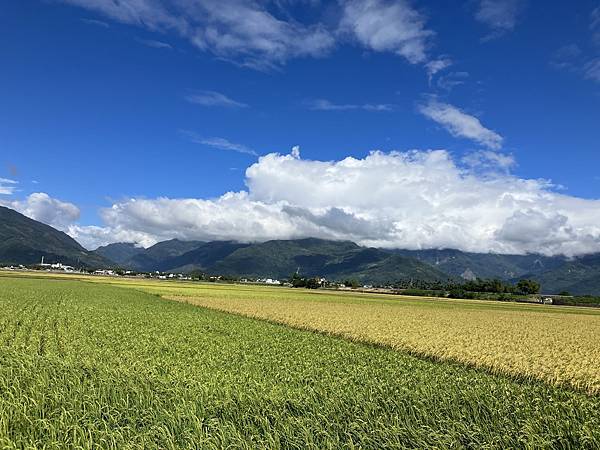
68, 224, 159, 249
64, 0, 449, 76
135, 37, 172, 49
551, 44, 600, 85
1, 193, 80, 231
307, 98, 393, 111
436, 71, 469, 91
593, 6, 600, 27
462, 150, 515, 172
496, 210, 573, 252
340, 0, 433, 64
181, 131, 258, 156
425, 57, 452, 83
80, 18, 110, 28
61, 0, 335, 68
67, 149, 600, 257
551, 4, 600, 75
0, 178, 18, 195
199, 138, 258, 156
550, 44, 582, 71
591, 6, 600, 45
418, 98, 503, 150
584, 57, 600, 83
185, 90, 248, 108
475, 0, 524, 36
290, 145, 301, 159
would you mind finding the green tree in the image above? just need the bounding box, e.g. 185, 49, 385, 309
290, 273, 306, 288
516, 279, 541, 295
305, 277, 321, 289
343, 279, 360, 288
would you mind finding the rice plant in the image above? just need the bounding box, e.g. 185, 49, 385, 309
0, 275, 599, 448
163, 285, 600, 394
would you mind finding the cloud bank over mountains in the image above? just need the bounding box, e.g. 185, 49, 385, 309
1, 193, 81, 231
7, 149, 597, 257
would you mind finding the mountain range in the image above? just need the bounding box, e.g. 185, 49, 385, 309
94, 238, 450, 284
94, 238, 597, 294
0, 206, 110, 268
2, 205, 600, 294
393, 248, 566, 282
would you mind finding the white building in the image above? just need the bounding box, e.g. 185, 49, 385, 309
260, 278, 281, 285
51, 262, 74, 272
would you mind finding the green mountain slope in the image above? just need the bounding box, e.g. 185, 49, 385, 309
5, 203, 599, 293
91, 236, 600, 294
159, 241, 250, 273
0, 206, 110, 268
395, 248, 565, 280
164, 238, 450, 284
212, 238, 360, 278
93, 243, 144, 265
521, 254, 600, 295
119, 239, 205, 271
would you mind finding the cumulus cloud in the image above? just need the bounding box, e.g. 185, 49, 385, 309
307, 98, 393, 111
0, 178, 18, 195
1, 193, 80, 231
418, 98, 504, 150
475, 0, 524, 37
64, 149, 600, 257
340, 0, 434, 64
462, 150, 515, 172
61, 0, 335, 68
496, 210, 572, 251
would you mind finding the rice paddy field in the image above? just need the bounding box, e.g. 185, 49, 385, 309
1, 272, 600, 448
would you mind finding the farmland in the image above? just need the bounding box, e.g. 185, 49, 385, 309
159, 283, 600, 394
46, 271, 600, 393
0, 273, 599, 448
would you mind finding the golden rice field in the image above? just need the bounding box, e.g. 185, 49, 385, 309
2, 273, 600, 448
3, 271, 600, 394
1, 271, 600, 448
144, 281, 600, 394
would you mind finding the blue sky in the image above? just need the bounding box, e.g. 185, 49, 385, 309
1, 0, 600, 254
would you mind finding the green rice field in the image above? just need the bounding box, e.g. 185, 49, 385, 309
0, 273, 599, 448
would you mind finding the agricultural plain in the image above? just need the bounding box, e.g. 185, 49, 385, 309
1, 273, 600, 448
158, 284, 600, 394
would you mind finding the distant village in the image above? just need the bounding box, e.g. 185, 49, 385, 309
2, 256, 369, 290
4, 256, 599, 308
1, 256, 294, 286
